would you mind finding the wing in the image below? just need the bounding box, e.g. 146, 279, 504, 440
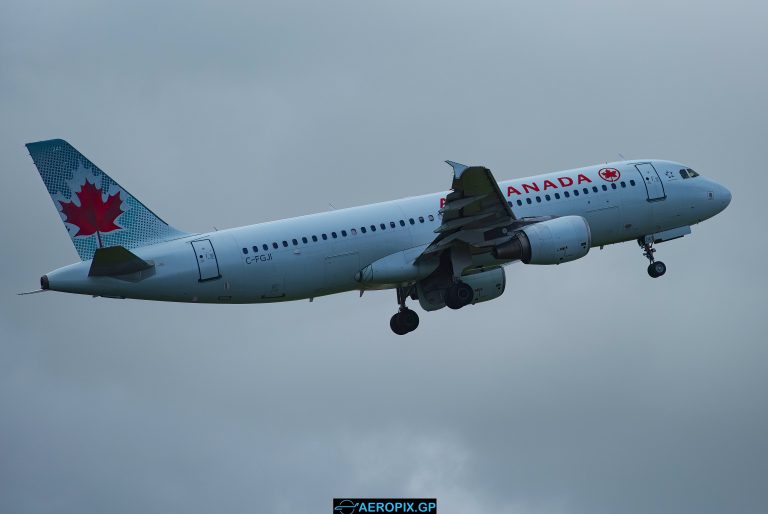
417, 161, 517, 261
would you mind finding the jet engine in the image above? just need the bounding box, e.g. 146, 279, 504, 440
462, 267, 506, 303
417, 266, 506, 311
494, 215, 591, 265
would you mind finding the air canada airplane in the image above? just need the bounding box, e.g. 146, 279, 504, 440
24, 139, 731, 334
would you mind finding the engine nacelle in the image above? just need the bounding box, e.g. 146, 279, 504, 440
416, 266, 506, 311
494, 215, 591, 265
462, 267, 506, 304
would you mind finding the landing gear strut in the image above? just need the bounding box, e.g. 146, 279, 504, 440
639, 237, 667, 278
390, 285, 419, 335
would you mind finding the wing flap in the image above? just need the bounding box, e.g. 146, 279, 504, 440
415, 162, 516, 266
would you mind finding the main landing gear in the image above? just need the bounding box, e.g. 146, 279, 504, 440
390, 285, 419, 335
444, 280, 474, 310
639, 237, 667, 278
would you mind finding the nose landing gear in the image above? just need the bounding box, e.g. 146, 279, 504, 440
639, 237, 667, 278
390, 285, 420, 335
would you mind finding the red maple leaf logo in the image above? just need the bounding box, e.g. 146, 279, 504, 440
599, 168, 620, 182
59, 181, 124, 240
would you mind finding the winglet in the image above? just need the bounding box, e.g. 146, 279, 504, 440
445, 160, 469, 179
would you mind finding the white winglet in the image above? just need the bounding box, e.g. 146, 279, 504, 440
445, 160, 469, 179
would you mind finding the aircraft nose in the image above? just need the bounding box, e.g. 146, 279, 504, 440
718, 183, 732, 210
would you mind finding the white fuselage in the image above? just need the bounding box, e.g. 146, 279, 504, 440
44, 159, 731, 303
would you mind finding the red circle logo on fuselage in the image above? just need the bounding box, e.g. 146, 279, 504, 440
599, 168, 621, 182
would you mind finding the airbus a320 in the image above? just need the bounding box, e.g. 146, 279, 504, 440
24, 140, 731, 334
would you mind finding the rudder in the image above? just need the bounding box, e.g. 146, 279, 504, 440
26, 139, 189, 261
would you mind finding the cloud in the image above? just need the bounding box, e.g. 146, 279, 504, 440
1, 1, 767, 513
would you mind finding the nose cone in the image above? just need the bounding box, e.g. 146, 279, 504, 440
712, 181, 732, 215
720, 184, 732, 210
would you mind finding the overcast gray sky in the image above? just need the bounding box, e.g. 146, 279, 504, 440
1, 1, 767, 513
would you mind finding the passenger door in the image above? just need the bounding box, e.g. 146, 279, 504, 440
635, 163, 666, 201
190, 239, 221, 281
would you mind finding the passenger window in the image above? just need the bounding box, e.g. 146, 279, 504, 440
242, 248, 248, 254
380, 223, 386, 230
311, 236, 318, 242
292, 238, 298, 246
400, 220, 405, 226
282, 241, 288, 247
390, 221, 396, 228
341, 230, 347, 237
418, 216, 424, 223
428, 215, 434, 222
507, 201, 513, 207
620, 181, 626, 188
272, 242, 279, 249
361, 226, 367, 233
517, 199, 523, 206
564, 191, 570, 198
526, 198, 532, 204
351, 228, 357, 235
602, 184, 608, 191
536, 196, 542, 203
630, 180, 636, 186
322, 234, 327, 240
263, 244, 268, 251
331, 232, 337, 238
545, 194, 551, 201
554, 193, 560, 199
583, 188, 588, 194
611, 183, 617, 189
370, 225, 376, 232
252, 246, 259, 253
409, 218, 415, 225
592, 186, 598, 193
302, 237, 308, 243
573, 190, 579, 196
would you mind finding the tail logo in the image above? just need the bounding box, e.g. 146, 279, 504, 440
59, 179, 125, 246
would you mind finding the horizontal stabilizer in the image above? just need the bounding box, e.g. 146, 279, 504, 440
88, 245, 154, 277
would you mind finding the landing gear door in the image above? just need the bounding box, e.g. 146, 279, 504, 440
635, 163, 666, 201
191, 239, 221, 281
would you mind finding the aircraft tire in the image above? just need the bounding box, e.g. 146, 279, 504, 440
390, 309, 419, 335
445, 282, 474, 309
648, 261, 667, 278
401, 308, 419, 332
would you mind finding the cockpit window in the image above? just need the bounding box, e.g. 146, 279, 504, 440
679, 168, 700, 179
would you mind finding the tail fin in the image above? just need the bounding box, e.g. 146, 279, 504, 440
26, 139, 189, 261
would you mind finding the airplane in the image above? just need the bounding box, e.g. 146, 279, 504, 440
23, 139, 731, 334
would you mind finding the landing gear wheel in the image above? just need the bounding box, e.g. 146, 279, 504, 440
639, 237, 667, 278
647, 261, 667, 278
390, 285, 420, 335
445, 281, 474, 310
390, 308, 419, 335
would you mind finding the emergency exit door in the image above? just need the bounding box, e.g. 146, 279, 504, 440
191, 239, 221, 281
635, 163, 666, 201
